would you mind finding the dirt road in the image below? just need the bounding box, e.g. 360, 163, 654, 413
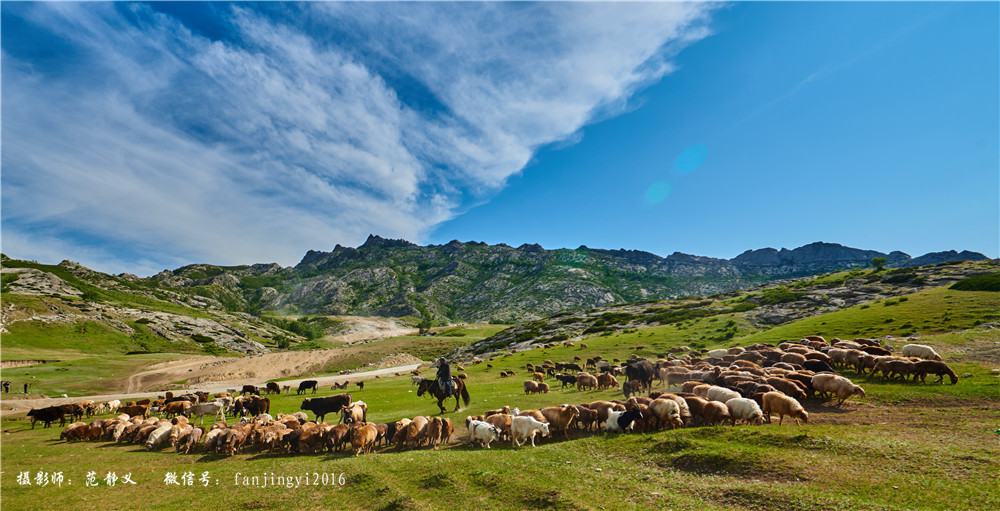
1, 362, 422, 417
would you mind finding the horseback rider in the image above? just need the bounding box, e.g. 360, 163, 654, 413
436, 357, 452, 397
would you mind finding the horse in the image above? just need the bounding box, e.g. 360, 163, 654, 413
417, 377, 470, 415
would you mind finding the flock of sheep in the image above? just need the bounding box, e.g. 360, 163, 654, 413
44, 336, 958, 457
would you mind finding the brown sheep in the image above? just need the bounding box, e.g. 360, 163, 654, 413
681, 381, 704, 394
484, 405, 512, 417
485, 413, 513, 441
425, 417, 443, 448
912, 360, 959, 384
576, 373, 598, 391
523, 381, 539, 394
516, 409, 548, 424
326, 423, 351, 452
406, 416, 429, 448
765, 377, 808, 403
539, 405, 578, 440
440, 418, 455, 444
682, 396, 709, 426
573, 405, 598, 431
351, 423, 378, 455
597, 373, 620, 390
701, 401, 733, 426
585, 400, 624, 426
780, 352, 808, 366
533, 372, 545, 382
392, 419, 412, 449
761, 392, 808, 426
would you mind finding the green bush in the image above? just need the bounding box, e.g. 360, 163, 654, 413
1, 272, 20, 292
950, 273, 1000, 292
729, 302, 757, 312
191, 334, 215, 343
202, 344, 227, 356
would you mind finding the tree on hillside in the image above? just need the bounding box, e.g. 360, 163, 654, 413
418, 317, 433, 335
872, 257, 888, 272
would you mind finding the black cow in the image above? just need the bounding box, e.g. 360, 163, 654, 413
26, 406, 66, 429
300, 394, 352, 422
625, 359, 655, 393
240, 385, 260, 396
233, 396, 270, 417
297, 380, 318, 395
265, 382, 281, 395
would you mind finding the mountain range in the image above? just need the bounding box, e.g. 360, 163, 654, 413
133, 237, 987, 322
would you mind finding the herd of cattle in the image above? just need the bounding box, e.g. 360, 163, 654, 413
26, 337, 959, 456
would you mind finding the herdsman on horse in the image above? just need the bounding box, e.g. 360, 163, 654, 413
437, 357, 452, 396
416, 357, 470, 414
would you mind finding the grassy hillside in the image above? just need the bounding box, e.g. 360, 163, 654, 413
738, 287, 1000, 344
460, 261, 999, 358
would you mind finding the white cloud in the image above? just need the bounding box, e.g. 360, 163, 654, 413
2, 2, 715, 275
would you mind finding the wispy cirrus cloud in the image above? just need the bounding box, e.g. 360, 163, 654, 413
2, 2, 715, 275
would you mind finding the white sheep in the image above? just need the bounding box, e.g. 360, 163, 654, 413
511, 416, 550, 447
112, 421, 130, 441
900, 344, 941, 361
725, 398, 764, 426
706, 349, 729, 359
203, 429, 225, 451
662, 393, 692, 426
761, 392, 808, 426
468, 420, 501, 448
706, 386, 741, 403
811, 374, 866, 406
144, 424, 173, 451
649, 398, 683, 430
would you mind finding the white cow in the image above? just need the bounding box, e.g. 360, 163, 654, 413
184, 401, 225, 425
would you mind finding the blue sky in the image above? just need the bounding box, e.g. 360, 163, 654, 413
2, 2, 997, 276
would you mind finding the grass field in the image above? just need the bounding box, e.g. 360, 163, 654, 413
1, 350, 997, 511
2, 280, 998, 510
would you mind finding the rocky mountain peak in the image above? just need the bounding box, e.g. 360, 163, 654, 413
360, 234, 416, 249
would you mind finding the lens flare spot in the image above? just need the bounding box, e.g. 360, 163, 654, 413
675, 144, 707, 174
645, 180, 672, 204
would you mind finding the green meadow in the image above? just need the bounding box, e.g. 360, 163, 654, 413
2, 280, 998, 510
